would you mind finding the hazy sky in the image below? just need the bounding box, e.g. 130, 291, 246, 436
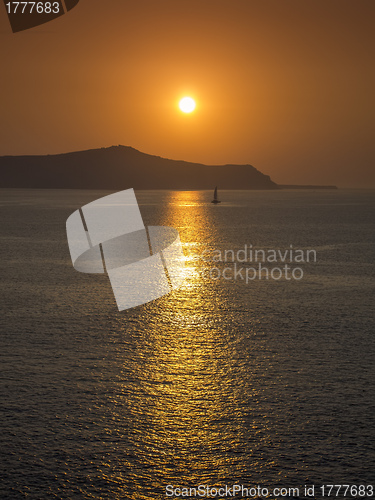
1, 0, 374, 187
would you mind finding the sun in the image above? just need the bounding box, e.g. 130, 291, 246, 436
179, 96, 196, 113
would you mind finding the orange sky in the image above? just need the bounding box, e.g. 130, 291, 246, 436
1, 0, 374, 187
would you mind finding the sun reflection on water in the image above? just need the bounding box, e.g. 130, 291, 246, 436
110, 191, 275, 498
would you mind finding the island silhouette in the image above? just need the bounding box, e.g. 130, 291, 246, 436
0, 145, 336, 190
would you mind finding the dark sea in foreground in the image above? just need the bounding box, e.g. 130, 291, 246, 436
1, 189, 374, 500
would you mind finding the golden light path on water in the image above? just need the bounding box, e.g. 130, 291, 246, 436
109, 191, 282, 499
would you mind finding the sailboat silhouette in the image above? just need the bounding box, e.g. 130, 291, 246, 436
211, 186, 221, 204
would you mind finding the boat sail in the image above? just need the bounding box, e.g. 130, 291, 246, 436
211, 186, 221, 204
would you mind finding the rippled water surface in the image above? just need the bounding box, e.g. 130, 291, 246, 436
1, 189, 374, 499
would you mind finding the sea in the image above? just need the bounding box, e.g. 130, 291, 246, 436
1, 189, 374, 499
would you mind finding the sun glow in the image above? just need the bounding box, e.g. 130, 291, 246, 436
179, 97, 196, 113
